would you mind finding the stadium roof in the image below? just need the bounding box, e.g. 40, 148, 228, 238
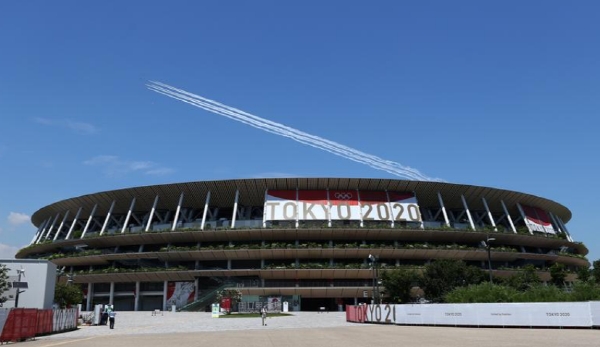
31, 178, 571, 226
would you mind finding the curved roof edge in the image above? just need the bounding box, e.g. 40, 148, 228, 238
31, 178, 572, 226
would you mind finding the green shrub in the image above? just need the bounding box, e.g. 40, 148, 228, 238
444, 282, 518, 303
569, 282, 600, 301
513, 285, 569, 302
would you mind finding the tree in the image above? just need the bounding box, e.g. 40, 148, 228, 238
380, 268, 421, 303
54, 283, 84, 308
0, 264, 9, 307
576, 266, 591, 283
420, 260, 485, 302
503, 264, 541, 291
592, 260, 600, 285
549, 263, 567, 286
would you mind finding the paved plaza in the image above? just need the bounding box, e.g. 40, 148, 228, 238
26, 311, 599, 347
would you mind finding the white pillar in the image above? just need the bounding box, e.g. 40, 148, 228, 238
100, 201, 116, 235
501, 200, 517, 233
516, 203, 533, 234
36, 217, 54, 243
43, 213, 61, 241
65, 207, 83, 240
82, 204, 98, 238
122, 198, 136, 233
31, 219, 48, 245
201, 191, 211, 230
481, 197, 497, 231
172, 193, 184, 231
556, 216, 574, 242
146, 195, 160, 232
548, 211, 564, 235
437, 192, 450, 227
53, 210, 71, 241
461, 195, 475, 231
262, 189, 268, 228
231, 190, 239, 229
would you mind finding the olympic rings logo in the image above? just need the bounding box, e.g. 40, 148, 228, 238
334, 192, 353, 200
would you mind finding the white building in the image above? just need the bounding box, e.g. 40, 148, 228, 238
1, 259, 56, 309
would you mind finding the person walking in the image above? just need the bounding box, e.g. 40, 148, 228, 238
261, 305, 268, 326
108, 309, 116, 329
101, 305, 109, 325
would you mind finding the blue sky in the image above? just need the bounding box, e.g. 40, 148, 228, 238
0, 1, 599, 262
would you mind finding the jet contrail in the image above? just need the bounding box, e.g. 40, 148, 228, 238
149, 82, 431, 180
147, 84, 427, 180
147, 81, 440, 181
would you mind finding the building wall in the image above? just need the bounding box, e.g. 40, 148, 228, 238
1, 259, 56, 309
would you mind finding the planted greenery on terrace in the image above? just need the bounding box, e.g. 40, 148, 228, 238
74, 223, 571, 239
19, 224, 584, 262
76, 265, 188, 275
155, 242, 520, 253
41, 249, 102, 260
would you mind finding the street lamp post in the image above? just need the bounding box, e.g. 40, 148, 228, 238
482, 235, 496, 283
368, 254, 379, 304
14, 269, 25, 308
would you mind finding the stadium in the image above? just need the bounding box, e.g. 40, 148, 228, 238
15, 178, 588, 312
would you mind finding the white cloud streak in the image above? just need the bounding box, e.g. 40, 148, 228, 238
147, 81, 441, 181
8, 212, 30, 226
34, 117, 98, 134
66, 121, 98, 134
84, 155, 174, 177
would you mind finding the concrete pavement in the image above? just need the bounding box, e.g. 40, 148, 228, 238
24, 311, 599, 347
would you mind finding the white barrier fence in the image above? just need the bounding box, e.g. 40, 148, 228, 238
364, 302, 600, 328
53, 308, 78, 332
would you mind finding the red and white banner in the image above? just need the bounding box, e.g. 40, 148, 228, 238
328, 190, 361, 220
264, 190, 421, 222
220, 297, 231, 312
360, 191, 421, 222
521, 205, 556, 234
166, 282, 195, 308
